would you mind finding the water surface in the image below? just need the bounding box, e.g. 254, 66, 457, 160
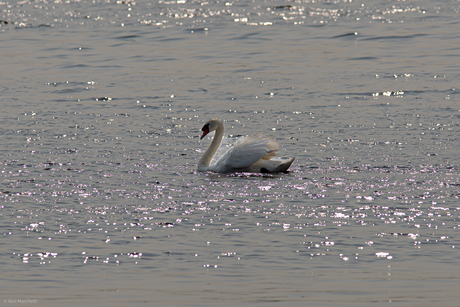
1, 0, 460, 306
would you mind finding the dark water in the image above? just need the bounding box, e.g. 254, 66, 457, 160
1, 0, 460, 306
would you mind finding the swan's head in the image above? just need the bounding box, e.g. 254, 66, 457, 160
200, 119, 221, 140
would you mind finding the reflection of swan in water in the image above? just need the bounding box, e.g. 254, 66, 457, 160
197, 119, 295, 173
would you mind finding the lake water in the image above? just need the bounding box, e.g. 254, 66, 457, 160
1, 0, 460, 306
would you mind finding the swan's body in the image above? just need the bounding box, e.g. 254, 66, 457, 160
197, 119, 295, 173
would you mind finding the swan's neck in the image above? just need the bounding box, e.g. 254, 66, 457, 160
198, 124, 224, 172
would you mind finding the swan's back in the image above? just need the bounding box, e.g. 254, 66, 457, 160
212, 134, 293, 173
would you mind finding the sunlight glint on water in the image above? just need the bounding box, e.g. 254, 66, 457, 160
1, 0, 460, 306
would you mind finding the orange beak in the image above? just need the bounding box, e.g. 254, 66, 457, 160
200, 127, 209, 140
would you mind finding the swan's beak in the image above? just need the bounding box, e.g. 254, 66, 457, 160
200, 129, 209, 140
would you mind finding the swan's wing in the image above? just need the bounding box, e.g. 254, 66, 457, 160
262, 137, 279, 160
215, 134, 279, 170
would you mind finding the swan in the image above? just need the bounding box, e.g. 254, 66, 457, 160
197, 119, 295, 173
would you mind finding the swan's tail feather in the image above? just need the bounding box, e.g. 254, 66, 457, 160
273, 157, 295, 172
256, 157, 295, 173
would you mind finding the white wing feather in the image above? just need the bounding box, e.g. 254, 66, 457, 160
214, 134, 278, 171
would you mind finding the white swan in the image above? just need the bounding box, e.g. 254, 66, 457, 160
197, 119, 295, 173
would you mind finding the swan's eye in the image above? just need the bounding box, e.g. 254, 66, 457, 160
202, 123, 210, 133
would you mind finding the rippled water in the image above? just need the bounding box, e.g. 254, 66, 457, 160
1, 0, 460, 306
